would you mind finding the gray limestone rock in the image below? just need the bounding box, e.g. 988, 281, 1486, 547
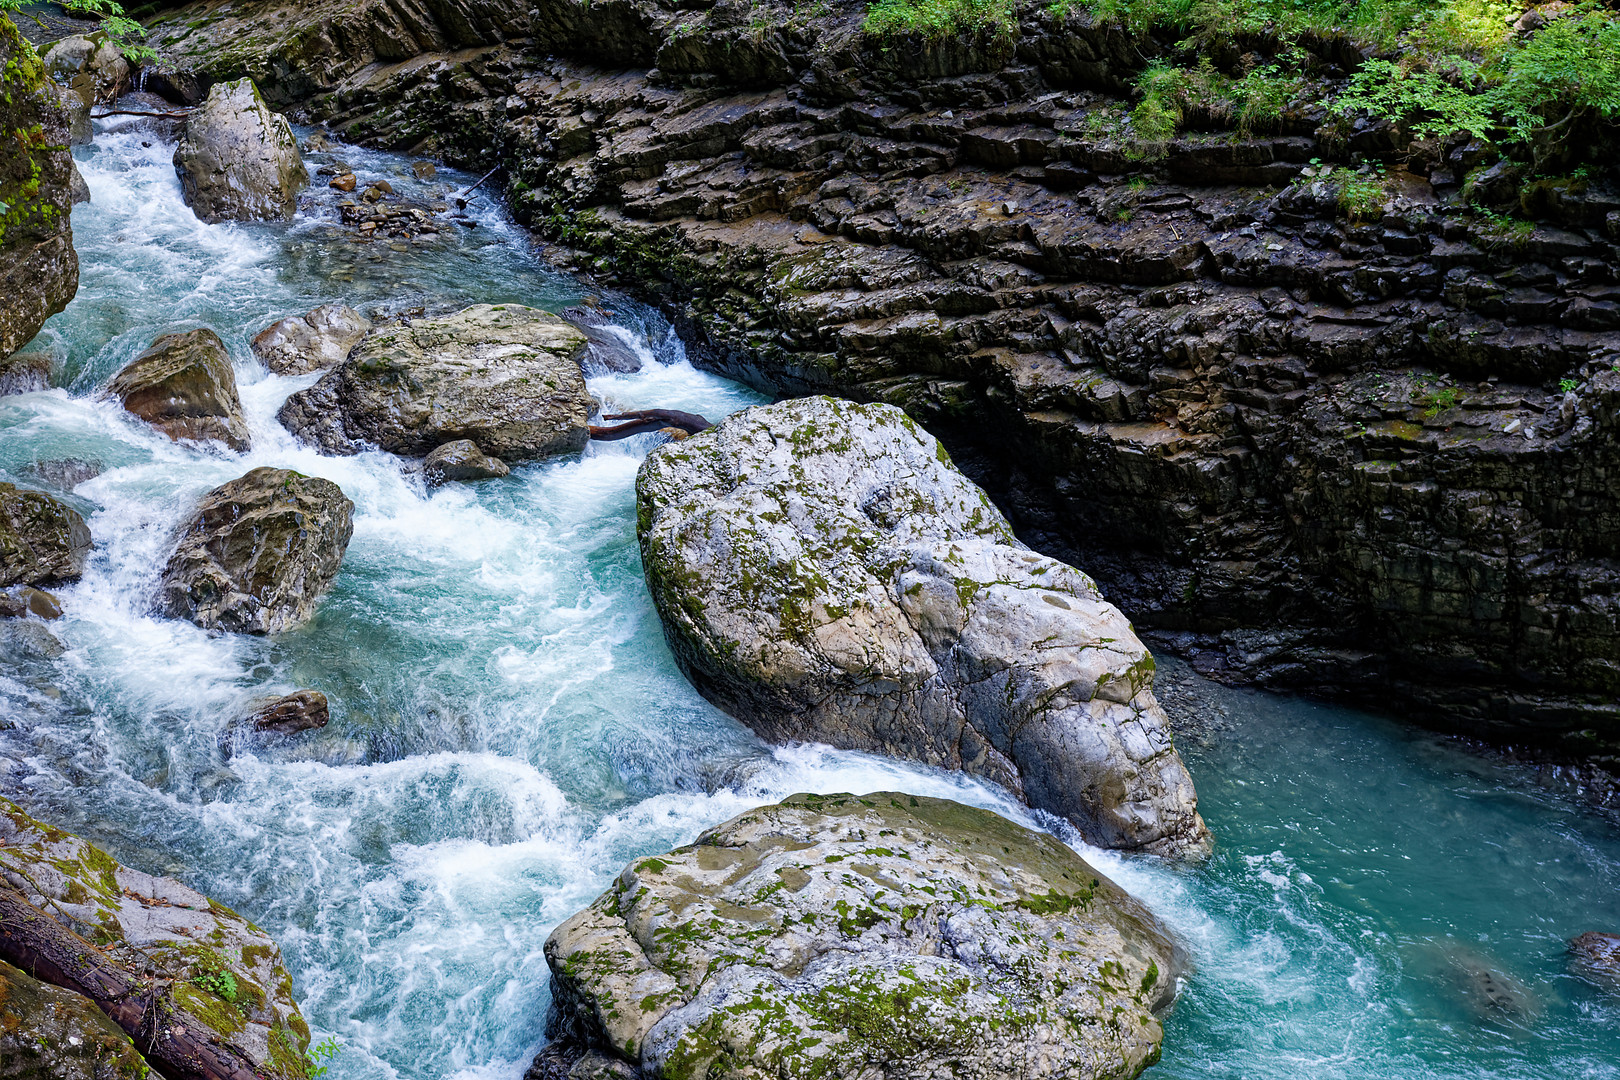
543, 792, 1184, 1080
251, 302, 372, 375
173, 77, 308, 222
636, 397, 1208, 855
157, 467, 353, 634
424, 439, 510, 484
278, 304, 591, 460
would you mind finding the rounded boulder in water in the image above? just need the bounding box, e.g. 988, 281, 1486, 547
108, 327, 252, 450
543, 792, 1186, 1080
636, 396, 1209, 855
0, 483, 91, 588
251, 302, 372, 375
172, 77, 308, 222
1571, 931, 1620, 990
424, 439, 510, 485
278, 304, 591, 461
157, 467, 354, 634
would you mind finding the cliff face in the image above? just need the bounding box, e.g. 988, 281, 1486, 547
0, 16, 79, 361
146, 0, 1620, 761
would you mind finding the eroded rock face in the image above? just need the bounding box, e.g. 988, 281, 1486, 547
424, 439, 510, 484
251, 302, 372, 374
0, 19, 79, 366
544, 792, 1183, 1080
0, 482, 91, 587
158, 466, 354, 634
278, 304, 591, 460
0, 959, 150, 1079
174, 78, 308, 222
637, 397, 1207, 854
108, 328, 252, 451
0, 797, 314, 1076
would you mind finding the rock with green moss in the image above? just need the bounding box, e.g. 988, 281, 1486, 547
0, 797, 314, 1077
0, 17, 79, 366
108, 328, 252, 451
636, 397, 1208, 855
0, 958, 150, 1080
173, 77, 308, 222
278, 304, 592, 460
0, 481, 91, 587
544, 792, 1184, 1080
157, 466, 353, 634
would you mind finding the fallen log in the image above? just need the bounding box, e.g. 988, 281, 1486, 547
589, 409, 712, 441
91, 109, 192, 119
0, 886, 264, 1080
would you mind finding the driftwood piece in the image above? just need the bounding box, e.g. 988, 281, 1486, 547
91, 109, 193, 119
0, 886, 264, 1080
589, 409, 712, 441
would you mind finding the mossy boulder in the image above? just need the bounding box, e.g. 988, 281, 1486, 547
544, 792, 1184, 1080
173, 77, 308, 223
0, 797, 313, 1077
278, 304, 591, 460
0, 482, 91, 587
636, 397, 1208, 855
0, 958, 149, 1080
157, 466, 353, 634
108, 327, 252, 451
0, 17, 79, 365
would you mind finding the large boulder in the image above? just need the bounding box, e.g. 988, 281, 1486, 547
0, 482, 92, 587
42, 34, 129, 105
157, 467, 354, 634
425, 439, 510, 484
0, 797, 314, 1078
637, 397, 1209, 856
278, 304, 592, 460
251, 302, 372, 375
108, 328, 252, 451
0, 19, 79, 365
173, 77, 308, 223
544, 792, 1183, 1080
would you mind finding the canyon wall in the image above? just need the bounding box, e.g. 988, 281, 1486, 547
146, 0, 1620, 761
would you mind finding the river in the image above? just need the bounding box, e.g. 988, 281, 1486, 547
1, 111, 1616, 1080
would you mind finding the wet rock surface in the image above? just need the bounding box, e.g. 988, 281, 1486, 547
0, 797, 314, 1077
173, 77, 308, 222
143, 0, 1620, 756
0, 17, 79, 366
544, 791, 1183, 1080
637, 396, 1207, 854
157, 466, 354, 634
242, 688, 331, 733
424, 439, 510, 484
251, 302, 372, 374
0, 958, 150, 1080
108, 327, 252, 451
279, 303, 591, 460
0, 482, 91, 588
1570, 931, 1620, 990
0, 351, 51, 396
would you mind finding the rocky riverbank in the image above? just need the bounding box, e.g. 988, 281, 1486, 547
135, 0, 1620, 762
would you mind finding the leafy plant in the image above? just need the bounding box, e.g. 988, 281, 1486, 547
1330, 57, 1495, 140
190, 966, 238, 1003
864, 0, 1018, 40
1560, 377, 1579, 393
306, 1038, 342, 1079
1324, 165, 1389, 221
1, 0, 155, 61
1423, 385, 1460, 417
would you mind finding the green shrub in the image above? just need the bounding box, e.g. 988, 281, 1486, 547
864, 0, 1018, 39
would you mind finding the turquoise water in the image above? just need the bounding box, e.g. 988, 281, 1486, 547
0, 113, 1616, 1080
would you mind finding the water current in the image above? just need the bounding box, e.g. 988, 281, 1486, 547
1, 111, 1617, 1080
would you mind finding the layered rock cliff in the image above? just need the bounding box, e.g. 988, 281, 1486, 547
144, 0, 1620, 761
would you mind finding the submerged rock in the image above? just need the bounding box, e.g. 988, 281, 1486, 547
251, 302, 372, 375
636, 397, 1208, 854
0, 586, 64, 620
0, 958, 150, 1078
157, 466, 354, 634
0, 350, 51, 396
243, 688, 331, 733
0, 18, 79, 366
1570, 931, 1620, 990
544, 792, 1183, 1080
173, 77, 308, 222
0, 482, 91, 587
0, 797, 314, 1077
425, 439, 510, 485
278, 304, 591, 460
109, 328, 252, 451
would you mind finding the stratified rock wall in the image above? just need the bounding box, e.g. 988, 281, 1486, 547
0, 16, 79, 363
147, 0, 1620, 758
